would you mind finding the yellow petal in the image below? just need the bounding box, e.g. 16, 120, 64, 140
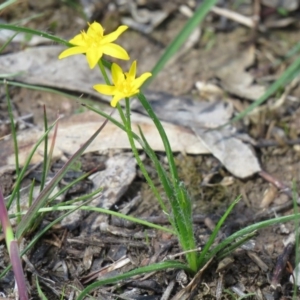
101, 25, 128, 44
93, 84, 116, 95
111, 63, 124, 85
132, 73, 152, 90
111, 93, 125, 107
69, 33, 87, 46
87, 22, 104, 37
58, 46, 86, 59
127, 61, 137, 81
86, 48, 102, 69
101, 43, 130, 60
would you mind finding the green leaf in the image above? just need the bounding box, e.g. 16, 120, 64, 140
77, 261, 191, 300
146, 0, 218, 86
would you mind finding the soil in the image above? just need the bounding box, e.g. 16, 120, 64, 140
1, 0, 300, 299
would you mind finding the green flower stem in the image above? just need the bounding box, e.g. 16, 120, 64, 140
116, 101, 167, 213
98, 59, 111, 85
137, 93, 179, 188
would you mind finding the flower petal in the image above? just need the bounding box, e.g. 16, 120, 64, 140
126, 60, 137, 81
101, 43, 129, 60
101, 25, 128, 44
132, 72, 152, 90
69, 32, 87, 46
87, 22, 104, 37
93, 84, 116, 95
111, 63, 124, 85
58, 46, 86, 59
110, 93, 125, 107
86, 48, 103, 69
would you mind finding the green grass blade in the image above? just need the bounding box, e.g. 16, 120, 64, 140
122, 99, 169, 212
197, 195, 241, 267
6, 121, 58, 210
5, 81, 21, 222
40, 106, 49, 191
77, 261, 191, 300
177, 184, 197, 270
230, 55, 300, 123
0, 199, 94, 279
217, 231, 257, 260
36, 276, 47, 300
0, 32, 19, 53
0, 24, 70, 46
15, 117, 110, 239
0, 80, 96, 107
137, 93, 178, 187
0, 0, 18, 11
209, 213, 300, 259
48, 173, 101, 204
146, 0, 218, 86
138, 127, 174, 216
139, 126, 197, 270
39, 205, 174, 233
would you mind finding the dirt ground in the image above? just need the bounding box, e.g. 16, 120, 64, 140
1, 0, 300, 299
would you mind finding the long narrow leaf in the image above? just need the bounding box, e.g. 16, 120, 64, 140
40, 106, 49, 191
137, 93, 178, 187
15, 117, 110, 239
0, 32, 19, 53
146, 0, 218, 85
5, 81, 21, 222
77, 261, 191, 300
0, 0, 18, 11
230, 55, 300, 123
197, 196, 241, 267
0, 24, 70, 46
210, 213, 300, 258
0, 80, 95, 106
7, 120, 58, 210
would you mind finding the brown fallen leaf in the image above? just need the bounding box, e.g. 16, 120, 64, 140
0, 110, 208, 168
216, 46, 266, 101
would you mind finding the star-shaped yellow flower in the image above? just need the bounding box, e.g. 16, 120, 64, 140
93, 61, 152, 107
58, 22, 130, 69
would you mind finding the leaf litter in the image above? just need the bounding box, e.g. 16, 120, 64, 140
1, 0, 300, 299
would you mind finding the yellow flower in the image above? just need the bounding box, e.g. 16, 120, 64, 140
58, 22, 130, 69
93, 61, 152, 107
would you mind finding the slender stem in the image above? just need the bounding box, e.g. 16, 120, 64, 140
98, 59, 110, 85
137, 93, 179, 188
116, 101, 167, 212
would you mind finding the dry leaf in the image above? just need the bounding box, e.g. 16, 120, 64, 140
216, 47, 265, 101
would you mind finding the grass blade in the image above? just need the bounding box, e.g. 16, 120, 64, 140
6, 120, 58, 210
197, 196, 241, 267
0, 24, 70, 46
40, 106, 49, 191
77, 260, 191, 300
230, 55, 300, 123
146, 0, 218, 86
5, 81, 21, 222
15, 117, 110, 239
0, 0, 18, 11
